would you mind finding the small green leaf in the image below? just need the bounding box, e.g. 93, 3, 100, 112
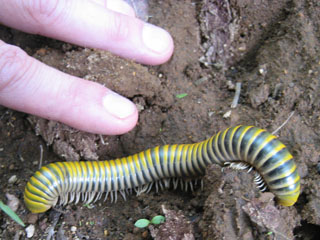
0, 200, 25, 227
134, 219, 150, 228
151, 215, 165, 225
176, 93, 188, 99
267, 231, 273, 235
83, 203, 94, 209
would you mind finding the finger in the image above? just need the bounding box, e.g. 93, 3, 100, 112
0, 0, 173, 65
0, 40, 138, 135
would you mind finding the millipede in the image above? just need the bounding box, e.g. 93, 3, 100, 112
24, 125, 300, 213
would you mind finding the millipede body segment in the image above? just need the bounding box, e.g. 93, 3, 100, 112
24, 126, 300, 213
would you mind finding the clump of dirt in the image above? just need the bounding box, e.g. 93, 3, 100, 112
1, 0, 320, 239
199, 165, 299, 240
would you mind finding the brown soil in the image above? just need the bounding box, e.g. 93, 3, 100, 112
1, 0, 320, 239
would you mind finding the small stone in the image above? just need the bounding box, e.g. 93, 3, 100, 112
249, 84, 270, 108
223, 110, 232, 118
71, 226, 77, 232
6, 193, 19, 212
238, 43, 247, 52
27, 213, 38, 224
35, 48, 47, 56
258, 64, 267, 76
142, 230, 148, 238
135, 103, 144, 112
26, 225, 35, 238
8, 175, 17, 184
194, 76, 208, 86
208, 111, 214, 117
226, 80, 235, 90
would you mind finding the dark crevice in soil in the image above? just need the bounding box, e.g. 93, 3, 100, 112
294, 221, 320, 240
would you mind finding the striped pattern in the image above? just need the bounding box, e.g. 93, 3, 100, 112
24, 125, 300, 213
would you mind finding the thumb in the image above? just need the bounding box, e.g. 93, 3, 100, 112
0, 40, 138, 135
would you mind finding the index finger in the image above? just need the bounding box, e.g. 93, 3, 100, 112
0, 0, 173, 65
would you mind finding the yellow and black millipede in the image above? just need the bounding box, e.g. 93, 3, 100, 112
24, 125, 301, 213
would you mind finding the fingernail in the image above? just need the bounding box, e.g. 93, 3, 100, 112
102, 92, 136, 119
142, 24, 172, 53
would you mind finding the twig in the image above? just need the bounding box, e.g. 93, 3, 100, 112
272, 111, 295, 135
39, 144, 43, 169
231, 82, 241, 108
99, 134, 106, 145
160, 135, 167, 145
17, 143, 24, 162
45, 212, 62, 240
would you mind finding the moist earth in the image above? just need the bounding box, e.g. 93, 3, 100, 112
1, 0, 320, 239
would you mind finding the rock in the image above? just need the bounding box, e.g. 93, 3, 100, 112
71, 226, 77, 232
6, 193, 19, 212
25, 225, 35, 238
27, 213, 38, 224
249, 84, 270, 108
8, 175, 17, 184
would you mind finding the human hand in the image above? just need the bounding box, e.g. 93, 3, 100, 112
0, 0, 174, 135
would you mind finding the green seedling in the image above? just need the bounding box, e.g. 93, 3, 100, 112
83, 203, 95, 209
176, 93, 188, 99
0, 200, 25, 227
134, 215, 165, 228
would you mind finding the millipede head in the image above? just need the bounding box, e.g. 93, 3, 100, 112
24, 194, 53, 213
277, 193, 300, 206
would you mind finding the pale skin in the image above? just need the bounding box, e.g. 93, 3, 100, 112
0, 0, 174, 135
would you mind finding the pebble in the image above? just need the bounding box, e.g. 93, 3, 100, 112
26, 225, 35, 238
238, 43, 247, 52
6, 193, 19, 212
226, 80, 235, 90
208, 111, 214, 117
27, 213, 38, 224
194, 76, 208, 86
223, 110, 232, 118
142, 230, 148, 238
8, 175, 17, 184
71, 226, 77, 232
135, 103, 144, 112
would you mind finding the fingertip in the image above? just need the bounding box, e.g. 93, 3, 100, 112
109, 105, 139, 135
60, 82, 139, 135
102, 91, 136, 119
138, 23, 174, 65
98, 90, 139, 135
142, 23, 173, 55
